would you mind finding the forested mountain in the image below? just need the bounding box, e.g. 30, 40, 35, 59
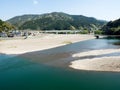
102, 18, 120, 35
7, 12, 106, 30
0, 19, 15, 33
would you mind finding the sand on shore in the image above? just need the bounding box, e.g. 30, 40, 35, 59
1, 34, 120, 72
0, 34, 94, 55
70, 49, 120, 72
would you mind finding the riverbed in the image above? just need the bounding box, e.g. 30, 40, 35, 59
0, 38, 120, 90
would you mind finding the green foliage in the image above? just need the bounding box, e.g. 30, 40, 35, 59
7, 12, 106, 31
94, 30, 103, 34
80, 30, 89, 34
69, 25, 76, 30
102, 18, 120, 35
0, 19, 15, 33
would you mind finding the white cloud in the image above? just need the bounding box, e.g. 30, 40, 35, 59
33, 0, 39, 5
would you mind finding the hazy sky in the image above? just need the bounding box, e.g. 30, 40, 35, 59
1, 0, 120, 21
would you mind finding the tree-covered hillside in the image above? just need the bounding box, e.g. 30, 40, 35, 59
0, 19, 15, 33
102, 18, 120, 35
7, 12, 106, 30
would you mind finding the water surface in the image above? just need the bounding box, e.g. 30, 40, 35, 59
0, 38, 120, 90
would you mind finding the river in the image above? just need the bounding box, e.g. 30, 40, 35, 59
0, 38, 120, 90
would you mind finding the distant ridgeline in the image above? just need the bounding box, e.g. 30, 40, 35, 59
0, 19, 15, 33
102, 18, 120, 35
7, 12, 106, 31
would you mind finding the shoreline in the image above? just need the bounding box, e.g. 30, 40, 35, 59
1, 34, 120, 72
0, 34, 94, 55
70, 49, 120, 72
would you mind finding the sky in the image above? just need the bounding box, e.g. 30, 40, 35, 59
1, 0, 120, 21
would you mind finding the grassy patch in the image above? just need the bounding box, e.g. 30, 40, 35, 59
62, 41, 72, 45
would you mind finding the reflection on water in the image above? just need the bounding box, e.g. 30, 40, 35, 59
0, 38, 120, 90
113, 41, 120, 45
102, 36, 120, 46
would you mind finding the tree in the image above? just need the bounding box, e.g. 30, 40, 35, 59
102, 19, 120, 35
69, 25, 76, 30
0, 19, 15, 33
80, 30, 89, 34
94, 30, 103, 34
